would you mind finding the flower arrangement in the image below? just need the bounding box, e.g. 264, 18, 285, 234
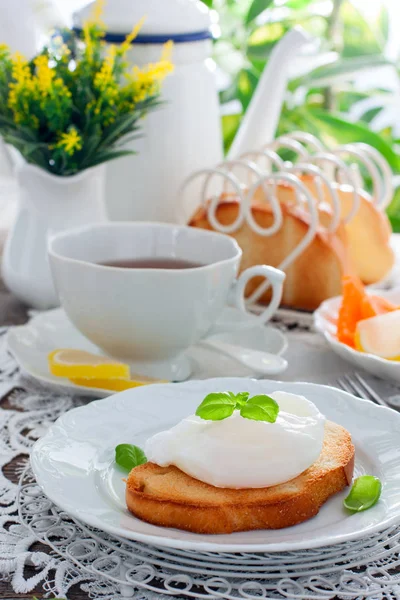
0, 1, 173, 176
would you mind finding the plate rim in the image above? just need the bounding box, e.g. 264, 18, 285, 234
31, 378, 400, 553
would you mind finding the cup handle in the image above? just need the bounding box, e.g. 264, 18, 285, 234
233, 265, 285, 325
207, 266, 285, 336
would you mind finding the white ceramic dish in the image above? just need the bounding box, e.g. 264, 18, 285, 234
31, 377, 400, 553
314, 286, 400, 383
7, 308, 287, 397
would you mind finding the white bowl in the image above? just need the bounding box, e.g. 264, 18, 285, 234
314, 286, 400, 383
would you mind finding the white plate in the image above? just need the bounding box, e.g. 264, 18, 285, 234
314, 287, 400, 383
7, 308, 287, 398
31, 378, 400, 553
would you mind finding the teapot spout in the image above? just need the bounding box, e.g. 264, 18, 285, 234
228, 27, 311, 159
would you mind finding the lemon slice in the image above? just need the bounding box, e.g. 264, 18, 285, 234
355, 310, 400, 360
69, 377, 146, 392
48, 349, 130, 379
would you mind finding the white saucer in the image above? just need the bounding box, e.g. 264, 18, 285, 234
7, 308, 287, 397
31, 377, 400, 553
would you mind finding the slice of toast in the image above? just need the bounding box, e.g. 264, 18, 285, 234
126, 420, 355, 534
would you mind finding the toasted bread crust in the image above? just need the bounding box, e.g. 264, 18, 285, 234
126, 421, 355, 533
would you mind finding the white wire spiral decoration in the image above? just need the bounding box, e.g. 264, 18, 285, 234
18, 465, 400, 600
180, 132, 394, 305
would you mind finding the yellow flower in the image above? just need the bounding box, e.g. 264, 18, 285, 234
34, 55, 54, 93
90, 0, 105, 26
122, 41, 174, 103
11, 52, 31, 84
54, 77, 71, 97
94, 45, 116, 90
160, 40, 173, 63
56, 129, 83, 155
0, 43, 9, 59
118, 16, 146, 56
7, 52, 40, 126
83, 22, 93, 61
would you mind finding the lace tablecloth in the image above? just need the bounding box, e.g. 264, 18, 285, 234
0, 314, 399, 600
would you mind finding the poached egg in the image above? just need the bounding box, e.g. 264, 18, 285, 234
145, 391, 326, 489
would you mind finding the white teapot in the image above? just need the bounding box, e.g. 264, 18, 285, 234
74, 0, 223, 222
73, 1, 310, 223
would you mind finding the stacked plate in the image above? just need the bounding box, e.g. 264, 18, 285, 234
28, 378, 400, 599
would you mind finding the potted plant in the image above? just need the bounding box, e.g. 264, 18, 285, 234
0, 1, 173, 308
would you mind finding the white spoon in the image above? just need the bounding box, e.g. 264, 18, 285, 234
199, 338, 288, 375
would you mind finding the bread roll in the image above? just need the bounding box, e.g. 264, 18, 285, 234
294, 175, 394, 284
190, 192, 354, 311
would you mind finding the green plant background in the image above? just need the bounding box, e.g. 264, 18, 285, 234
201, 0, 400, 230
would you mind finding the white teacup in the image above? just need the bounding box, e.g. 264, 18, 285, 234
49, 223, 285, 380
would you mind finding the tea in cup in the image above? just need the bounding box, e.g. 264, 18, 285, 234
49, 223, 285, 380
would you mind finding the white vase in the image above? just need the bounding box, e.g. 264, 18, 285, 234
2, 162, 107, 309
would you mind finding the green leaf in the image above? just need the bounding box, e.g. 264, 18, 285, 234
237, 68, 259, 110
308, 110, 400, 172
240, 394, 279, 423
341, 2, 384, 57
389, 214, 400, 233
385, 185, 400, 231
99, 114, 141, 149
377, 6, 389, 42
292, 55, 390, 89
247, 23, 285, 59
221, 112, 242, 154
200, 0, 212, 6
285, 0, 315, 7
234, 392, 250, 407
246, 0, 274, 25
83, 149, 136, 168
115, 444, 147, 471
344, 475, 382, 512
196, 392, 237, 420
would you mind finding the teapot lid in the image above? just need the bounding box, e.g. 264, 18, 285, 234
73, 0, 212, 43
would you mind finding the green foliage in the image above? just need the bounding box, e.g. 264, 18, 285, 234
201, 0, 400, 227
245, 0, 274, 25
204, 1, 392, 150
195, 391, 279, 422
344, 475, 382, 512
305, 111, 400, 171
386, 186, 400, 232
115, 443, 147, 471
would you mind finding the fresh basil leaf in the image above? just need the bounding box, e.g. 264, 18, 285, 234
196, 392, 237, 421
343, 475, 382, 512
240, 394, 279, 423
234, 391, 250, 407
115, 444, 147, 471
